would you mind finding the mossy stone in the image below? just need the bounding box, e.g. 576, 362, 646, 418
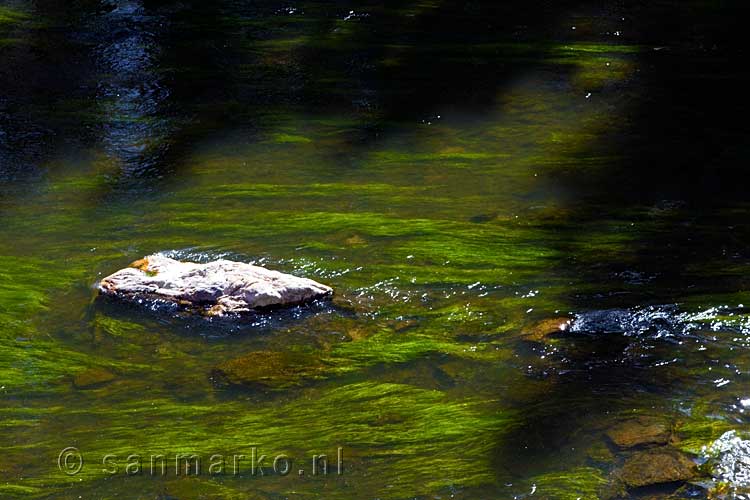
616, 449, 697, 489
73, 367, 116, 389
211, 351, 325, 390
606, 416, 672, 449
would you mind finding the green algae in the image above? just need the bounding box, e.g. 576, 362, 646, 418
202, 182, 431, 199
0, 255, 84, 336
0, 37, 25, 46
1, 3, 742, 498
0, 7, 28, 26
212, 350, 326, 389
0, 484, 41, 496
527, 467, 609, 500
326, 331, 510, 374
0, 335, 157, 397
675, 419, 736, 455
550, 43, 640, 56
270, 133, 313, 144
370, 150, 504, 163
3, 382, 517, 498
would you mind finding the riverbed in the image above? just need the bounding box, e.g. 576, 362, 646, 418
1, 1, 749, 498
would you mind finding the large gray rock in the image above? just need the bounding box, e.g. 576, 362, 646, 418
703, 430, 750, 494
98, 254, 333, 316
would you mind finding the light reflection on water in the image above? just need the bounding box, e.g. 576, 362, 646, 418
94, 0, 172, 176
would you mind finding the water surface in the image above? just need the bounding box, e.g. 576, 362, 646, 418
2, 1, 750, 498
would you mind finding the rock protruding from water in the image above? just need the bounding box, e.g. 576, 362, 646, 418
98, 255, 333, 316
704, 430, 750, 494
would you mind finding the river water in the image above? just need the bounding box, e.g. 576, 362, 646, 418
1, 1, 750, 498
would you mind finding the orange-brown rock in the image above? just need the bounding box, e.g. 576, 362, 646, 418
616, 448, 696, 488
606, 416, 671, 448
523, 317, 572, 342
211, 351, 325, 390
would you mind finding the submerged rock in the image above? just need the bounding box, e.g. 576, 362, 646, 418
570, 309, 634, 334
606, 416, 671, 449
703, 430, 750, 495
522, 317, 572, 342
586, 441, 616, 466
615, 448, 696, 489
570, 305, 688, 337
98, 254, 333, 316
211, 351, 325, 390
73, 367, 116, 389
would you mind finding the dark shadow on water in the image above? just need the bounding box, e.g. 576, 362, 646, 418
549, 0, 750, 308
2, 0, 588, 193
91, 293, 341, 340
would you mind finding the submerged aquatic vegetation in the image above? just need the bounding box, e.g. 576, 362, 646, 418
2, 0, 748, 498
270, 133, 313, 144
525, 467, 608, 500
2, 381, 517, 498
676, 419, 736, 455
0, 6, 27, 26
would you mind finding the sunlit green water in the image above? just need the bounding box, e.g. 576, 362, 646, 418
2, 1, 750, 498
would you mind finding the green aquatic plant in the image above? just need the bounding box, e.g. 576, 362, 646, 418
326, 331, 509, 373
0, 6, 27, 26
270, 133, 313, 144
675, 419, 736, 455
526, 467, 609, 500
2, 381, 517, 498
0, 8, 696, 499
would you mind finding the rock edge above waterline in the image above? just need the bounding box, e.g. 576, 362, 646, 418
98, 254, 333, 316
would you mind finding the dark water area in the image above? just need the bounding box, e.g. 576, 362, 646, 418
2, 1, 750, 498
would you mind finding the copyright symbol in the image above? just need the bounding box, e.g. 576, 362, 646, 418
58, 447, 83, 475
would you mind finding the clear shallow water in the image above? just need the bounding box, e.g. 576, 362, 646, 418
2, 1, 750, 498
